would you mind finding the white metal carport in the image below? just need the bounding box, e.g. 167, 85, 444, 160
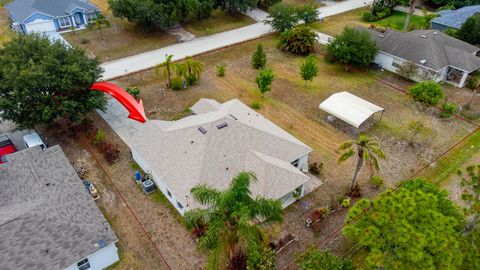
318, 91, 384, 128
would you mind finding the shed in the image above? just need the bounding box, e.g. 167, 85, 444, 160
318, 92, 384, 128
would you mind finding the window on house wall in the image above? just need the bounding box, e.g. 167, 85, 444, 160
77, 258, 90, 270
58, 16, 71, 28
177, 201, 184, 209
86, 12, 97, 23
392, 58, 402, 68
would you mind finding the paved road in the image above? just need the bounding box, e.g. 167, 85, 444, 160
101, 0, 373, 80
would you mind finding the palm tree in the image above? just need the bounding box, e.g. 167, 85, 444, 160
92, 14, 110, 40
184, 172, 283, 270
403, 0, 416, 32
177, 56, 204, 83
338, 134, 386, 191
156, 54, 175, 88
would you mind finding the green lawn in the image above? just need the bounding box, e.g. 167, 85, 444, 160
310, 8, 426, 36
184, 9, 255, 37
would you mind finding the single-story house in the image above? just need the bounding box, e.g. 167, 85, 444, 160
129, 98, 313, 215
431, 5, 480, 30
0, 146, 119, 270
369, 29, 480, 88
6, 0, 99, 34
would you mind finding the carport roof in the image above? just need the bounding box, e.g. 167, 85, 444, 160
319, 91, 384, 128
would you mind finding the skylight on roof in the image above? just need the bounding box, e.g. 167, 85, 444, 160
229, 114, 238, 120
198, 126, 207, 134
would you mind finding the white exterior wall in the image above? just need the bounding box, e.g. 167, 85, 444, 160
64, 243, 119, 270
374, 52, 396, 72
296, 154, 309, 173
131, 149, 186, 215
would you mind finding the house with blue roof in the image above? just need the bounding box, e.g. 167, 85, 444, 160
5, 0, 100, 35
431, 5, 480, 30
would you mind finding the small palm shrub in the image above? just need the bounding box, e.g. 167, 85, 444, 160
216, 64, 226, 77
251, 101, 262, 109
441, 102, 457, 118
278, 25, 317, 55
93, 129, 106, 145
171, 77, 183, 90
368, 175, 384, 189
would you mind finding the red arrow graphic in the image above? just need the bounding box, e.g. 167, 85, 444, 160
91, 82, 147, 123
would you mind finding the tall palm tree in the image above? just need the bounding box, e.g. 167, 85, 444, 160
185, 172, 283, 270
403, 0, 416, 32
177, 56, 204, 82
92, 14, 110, 40
156, 54, 175, 88
338, 134, 386, 191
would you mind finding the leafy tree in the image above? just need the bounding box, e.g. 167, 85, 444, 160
251, 43, 267, 69
296, 4, 319, 24
109, 0, 178, 31
278, 25, 317, 55
326, 27, 378, 69
184, 172, 283, 270
176, 0, 215, 21
0, 34, 105, 129
257, 0, 281, 8
256, 69, 275, 94
456, 14, 480, 45
296, 247, 354, 270
266, 3, 299, 33
92, 14, 110, 40
176, 56, 203, 85
300, 55, 318, 84
409, 80, 444, 106
461, 225, 480, 269
344, 179, 464, 269
338, 134, 386, 191
156, 54, 176, 88
458, 165, 480, 233
215, 0, 258, 13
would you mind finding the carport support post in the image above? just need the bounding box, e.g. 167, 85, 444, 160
379, 110, 384, 122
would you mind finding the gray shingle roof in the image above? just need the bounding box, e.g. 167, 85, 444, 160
6, 0, 98, 22
0, 146, 117, 270
129, 99, 312, 209
431, 5, 480, 29
369, 29, 480, 72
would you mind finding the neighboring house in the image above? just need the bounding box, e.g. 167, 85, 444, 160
369, 29, 480, 88
431, 5, 480, 30
5, 0, 99, 34
129, 99, 313, 215
0, 146, 119, 270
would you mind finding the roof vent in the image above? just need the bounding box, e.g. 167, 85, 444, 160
420, 34, 427, 38
229, 114, 238, 120
420, 59, 427, 64
217, 122, 228, 129
379, 34, 384, 38
433, 31, 438, 35
198, 126, 207, 134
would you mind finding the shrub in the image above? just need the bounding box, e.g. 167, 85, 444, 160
376, 7, 391, 19
309, 162, 324, 175
396, 61, 418, 80
251, 101, 262, 109
251, 43, 267, 69
93, 129, 106, 145
326, 27, 378, 68
278, 25, 317, 55
99, 142, 120, 164
341, 197, 351, 208
361, 11, 378, 22
256, 68, 275, 94
186, 73, 197, 85
297, 247, 354, 270
409, 80, 444, 106
216, 63, 226, 77
296, 4, 319, 24
441, 102, 457, 118
300, 54, 319, 83
171, 77, 184, 90
369, 175, 384, 189
126, 87, 140, 100
80, 38, 90, 44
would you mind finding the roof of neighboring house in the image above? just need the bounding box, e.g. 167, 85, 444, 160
368, 29, 480, 72
6, 0, 98, 23
431, 5, 480, 29
0, 146, 117, 270
130, 99, 312, 209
